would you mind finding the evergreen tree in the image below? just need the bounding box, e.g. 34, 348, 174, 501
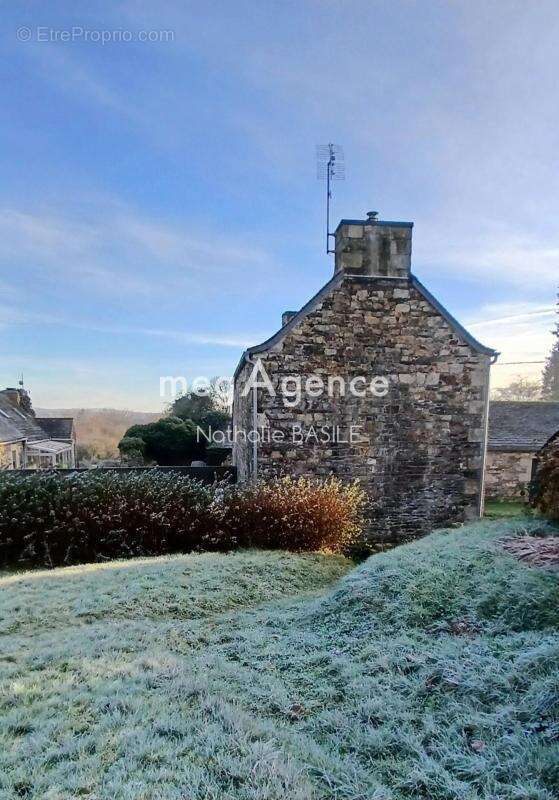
119, 417, 205, 465
542, 291, 559, 401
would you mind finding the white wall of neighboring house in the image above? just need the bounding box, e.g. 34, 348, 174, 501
0, 440, 26, 470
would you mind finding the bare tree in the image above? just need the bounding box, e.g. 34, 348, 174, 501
492, 376, 542, 401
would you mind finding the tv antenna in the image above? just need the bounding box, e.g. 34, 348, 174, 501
316, 143, 345, 254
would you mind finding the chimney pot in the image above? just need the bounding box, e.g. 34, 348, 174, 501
282, 311, 298, 327
2, 388, 21, 406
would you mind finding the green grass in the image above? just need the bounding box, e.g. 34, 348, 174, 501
1, 521, 558, 799
484, 500, 530, 518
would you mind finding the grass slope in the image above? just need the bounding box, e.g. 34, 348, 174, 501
1, 521, 558, 799
484, 500, 531, 519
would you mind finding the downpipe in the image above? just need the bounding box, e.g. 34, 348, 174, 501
478, 351, 499, 517
245, 354, 258, 483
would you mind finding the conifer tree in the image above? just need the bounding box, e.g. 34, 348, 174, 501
542, 291, 559, 400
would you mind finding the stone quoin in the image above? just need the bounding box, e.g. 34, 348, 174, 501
232, 213, 497, 546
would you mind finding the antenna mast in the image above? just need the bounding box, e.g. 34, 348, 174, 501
316, 143, 345, 254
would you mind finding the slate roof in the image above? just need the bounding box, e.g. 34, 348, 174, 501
0, 414, 24, 443
0, 392, 75, 446
0, 394, 46, 442
36, 417, 74, 440
488, 401, 559, 452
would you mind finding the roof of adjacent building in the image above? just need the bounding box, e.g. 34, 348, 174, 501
26, 439, 73, 455
0, 414, 24, 444
488, 401, 559, 452
36, 417, 74, 440
0, 391, 75, 447
0, 393, 46, 442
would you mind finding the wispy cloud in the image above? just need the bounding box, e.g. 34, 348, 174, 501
66, 319, 263, 349
467, 304, 556, 329
0, 202, 274, 299
464, 301, 555, 387
0, 302, 261, 349
416, 231, 559, 289
20, 43, 141, 121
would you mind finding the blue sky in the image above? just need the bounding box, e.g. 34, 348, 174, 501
1, 0, 558, 410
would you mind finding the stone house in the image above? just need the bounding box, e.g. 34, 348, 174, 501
0, 388, 76, 469
485, 401, 559, 500
233, 213, 497, 546
0, 414, 26, 470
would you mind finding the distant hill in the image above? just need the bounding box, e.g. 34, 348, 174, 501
36, 408, 163, 459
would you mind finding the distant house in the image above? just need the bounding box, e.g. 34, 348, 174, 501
0, 388, 76, 469
0, 410, 26, 470
486, 401, 559, 499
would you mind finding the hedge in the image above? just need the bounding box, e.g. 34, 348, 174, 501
0, 471, 366, 568
531, 439, 559, 520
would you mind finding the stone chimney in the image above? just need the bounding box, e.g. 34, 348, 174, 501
282, 311, 298, 327
2, 388, 21, 407
334, 212, 413, 278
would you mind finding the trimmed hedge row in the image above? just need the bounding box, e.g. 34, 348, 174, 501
0, 471, 366, 568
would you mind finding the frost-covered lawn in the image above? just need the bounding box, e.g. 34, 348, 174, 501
1, 521, 558, 799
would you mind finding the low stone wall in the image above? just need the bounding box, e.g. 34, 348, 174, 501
485, 450, 534, 500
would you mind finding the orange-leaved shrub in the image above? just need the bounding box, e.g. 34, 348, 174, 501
531, 440, 559, 520
217, 476, 367, 553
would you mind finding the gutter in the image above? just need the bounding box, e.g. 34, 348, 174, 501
244, 353, 259, 483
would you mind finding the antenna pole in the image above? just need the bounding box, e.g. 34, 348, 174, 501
326, 147, 331, 254
316, 142, 344, 255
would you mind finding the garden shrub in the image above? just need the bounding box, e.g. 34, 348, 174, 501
216, 476, 367, 553
0, 472, 365, 568
0, 471, 215, 568
120, 416, 205, 465
531, 440, 559, 520
118, 436, 146, 464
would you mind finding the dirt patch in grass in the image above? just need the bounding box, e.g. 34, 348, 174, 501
503, 533, 559, 568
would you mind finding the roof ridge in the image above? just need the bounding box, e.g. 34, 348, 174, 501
234, 271, 496, 379
410, 275, 496, 357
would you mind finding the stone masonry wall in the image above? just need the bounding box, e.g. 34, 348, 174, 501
485, 451, 534, 500
233, 275, 491, 546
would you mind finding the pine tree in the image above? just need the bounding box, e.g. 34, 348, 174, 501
542, 290, 559, 401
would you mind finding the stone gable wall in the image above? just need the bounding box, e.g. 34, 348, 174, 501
233, 275, 491, 546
